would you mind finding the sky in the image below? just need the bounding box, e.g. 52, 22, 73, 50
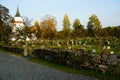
1, 0, 120, 30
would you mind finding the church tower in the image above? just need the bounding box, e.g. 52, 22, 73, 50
13, 6, 24, 28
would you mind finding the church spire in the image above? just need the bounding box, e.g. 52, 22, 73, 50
15, 6, 21, 17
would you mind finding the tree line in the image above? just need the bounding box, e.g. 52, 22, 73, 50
0, 4, 120, 44
30, 14, 120, 39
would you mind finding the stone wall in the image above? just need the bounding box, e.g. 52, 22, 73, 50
0, 45, 120, 75
32, 48, 120, 75
0, 45, 23, 54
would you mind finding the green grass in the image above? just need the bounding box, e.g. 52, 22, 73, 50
29, 58, 120, 80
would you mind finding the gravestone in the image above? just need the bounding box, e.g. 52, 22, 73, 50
92, 54, 101, 63
107, 54, 119, 66
75, 40, 78, 46
23, 45, 27, 56
78, 40, 81, 45
92, 48, 96, 53
71, 40, 74, 45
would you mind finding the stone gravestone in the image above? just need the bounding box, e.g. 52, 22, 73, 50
71, 40, 74, 45
92, 54, 101, 63
23, 45, 27, 56
57, 40, 61, 48
107, 54, 119, 66
66, 40, 69, 45
92, 48, 96, 53
78, 40, 81, 45
75, 40, 78, 46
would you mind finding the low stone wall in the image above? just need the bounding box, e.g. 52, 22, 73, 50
32, 48, 120, 75
0, 45, 23, 54
0, 45, 120, 75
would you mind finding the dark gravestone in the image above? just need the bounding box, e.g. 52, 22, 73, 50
107, 54, 118, 66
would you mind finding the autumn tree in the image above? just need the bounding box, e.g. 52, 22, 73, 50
87, 14, 102, 37
73, 18, 84, 38
73, 18, 80, 29
30, 20, 42, 39
40, 15, 57, 39
62, 14, 71, 38
0, 4, 12, 44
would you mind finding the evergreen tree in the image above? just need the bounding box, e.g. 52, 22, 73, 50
0, 4, 12, 44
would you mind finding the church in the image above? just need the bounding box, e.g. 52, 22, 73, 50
11, 6, 36, 41
12, 6, 24, 32
11, 6, 24, 41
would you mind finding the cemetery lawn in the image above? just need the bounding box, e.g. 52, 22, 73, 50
29, 57, 119, 80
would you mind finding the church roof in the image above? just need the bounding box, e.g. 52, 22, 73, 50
15, 6, 21, 17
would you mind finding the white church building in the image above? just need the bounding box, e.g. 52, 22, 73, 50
11, 6, 36, 41
12, 6, 24, 32
11, 6, 24, 41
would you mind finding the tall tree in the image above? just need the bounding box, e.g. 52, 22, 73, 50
87, 14, 102, 37
33, 20, 42, 39
62, 14, 71, 38
0, 4, 12, 44
40, 15, 57, 39
73, 18, 80, 30
73, 18, 84, 38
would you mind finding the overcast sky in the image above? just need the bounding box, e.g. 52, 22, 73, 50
1, 0, 120, 30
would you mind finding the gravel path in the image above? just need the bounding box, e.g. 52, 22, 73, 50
0, 51, 100, 80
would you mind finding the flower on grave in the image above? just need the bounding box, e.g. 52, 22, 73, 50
41, 45, 45, 49
105, 40, 110, 46
107, 46, 110, 49
57, 44, 61, 47
92, 48, 96, 53
68, 46, 71, 49
67, 41, 69, 45
80, 47, 86, 52
103, 46, 106, 49
31, 44, 35, 48
85, 41, 87, 44
110, 51, 114, 54
83, 44, 86, 46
